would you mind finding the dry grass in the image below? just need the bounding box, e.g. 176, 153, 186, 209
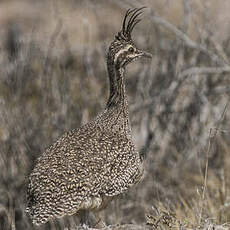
0, 0, 230, 229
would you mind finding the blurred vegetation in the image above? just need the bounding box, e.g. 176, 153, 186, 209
0, 0, 230, 229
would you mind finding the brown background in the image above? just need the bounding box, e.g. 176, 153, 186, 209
0, 0, 230, 229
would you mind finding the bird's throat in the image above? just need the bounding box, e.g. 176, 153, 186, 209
107, 65, 126, 108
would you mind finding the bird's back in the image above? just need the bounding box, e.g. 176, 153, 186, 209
26, 110, 144, 225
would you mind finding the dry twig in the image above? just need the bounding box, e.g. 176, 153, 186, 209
150, 11, 228, 66
199, 99, 230, 223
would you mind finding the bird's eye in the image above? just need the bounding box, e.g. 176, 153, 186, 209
128, 47, 135, 53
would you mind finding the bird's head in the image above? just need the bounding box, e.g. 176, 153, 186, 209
108, 7, 152, 69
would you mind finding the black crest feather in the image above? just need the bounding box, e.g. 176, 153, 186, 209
116, 7, 146, 41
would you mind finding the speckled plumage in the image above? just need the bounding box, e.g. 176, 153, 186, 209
26, 7, 151, 226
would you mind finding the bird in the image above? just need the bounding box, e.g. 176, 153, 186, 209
26, 7, 152, 227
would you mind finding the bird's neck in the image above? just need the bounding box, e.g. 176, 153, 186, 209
106, 62, 128, 110
105, 61, 131, 135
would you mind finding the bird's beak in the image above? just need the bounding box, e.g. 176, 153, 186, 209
140, 51, 152, 59
136, 49, 152, 59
